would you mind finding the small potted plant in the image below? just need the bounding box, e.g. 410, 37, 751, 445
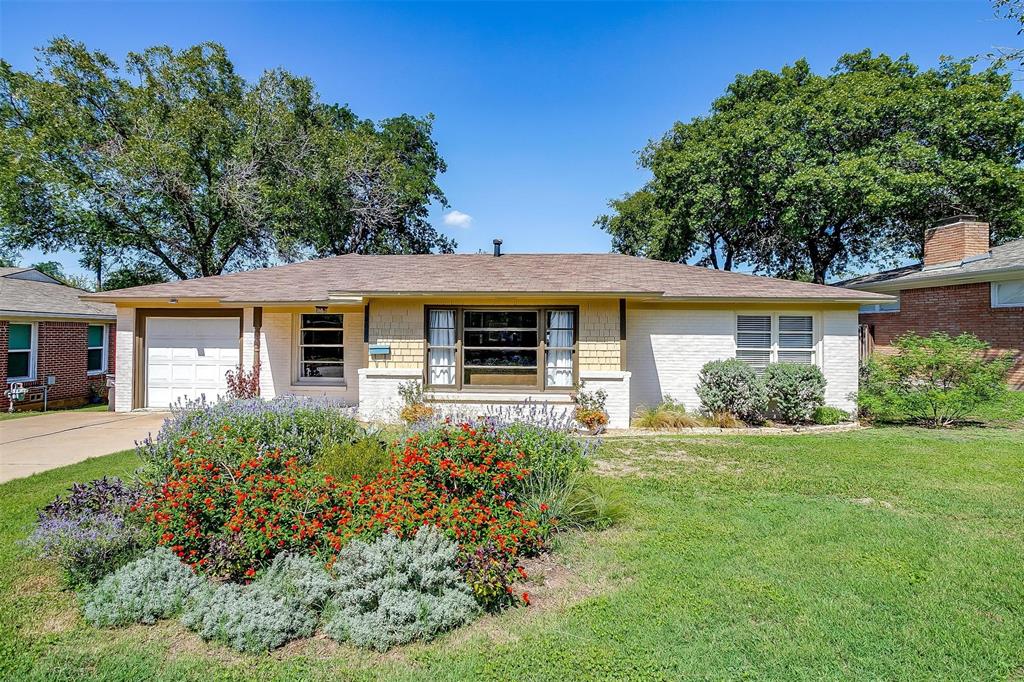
397, 380, 435, 425
573, 381, 609, 434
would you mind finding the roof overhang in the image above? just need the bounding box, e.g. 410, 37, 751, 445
845, 265, 1024, 293
0, 310, 117, 322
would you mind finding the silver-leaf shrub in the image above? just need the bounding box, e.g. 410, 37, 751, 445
180, 552, 333, 652
82, 547, 202, 626
695, 359, 768, 423
762, 362, 827, 423
323, 526, 479, 651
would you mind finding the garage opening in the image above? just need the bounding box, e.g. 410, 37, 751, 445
145, 316, 240, 408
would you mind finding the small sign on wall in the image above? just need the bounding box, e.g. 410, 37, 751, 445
368, 345, 391, 357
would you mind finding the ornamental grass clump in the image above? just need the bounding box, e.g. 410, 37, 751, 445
82, 547, 203, 627
27, 477, 144, 586
323, 526, 479, 651
695, 359, 767, 424
762, 362, 826, 424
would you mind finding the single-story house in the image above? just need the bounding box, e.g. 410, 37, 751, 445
81, 246, 890, 427
1, 267, 116, 411
839, 216, 1024, 389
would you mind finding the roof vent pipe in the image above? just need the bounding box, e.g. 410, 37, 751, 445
493, 239, 502, 257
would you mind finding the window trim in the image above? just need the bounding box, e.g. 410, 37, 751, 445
293, 313, 346, 386
991, 280, 1024, 309
86, 324, 108, 376
7, 321, 38, 383
423, 305, 579, 393
734, 312, 820, 369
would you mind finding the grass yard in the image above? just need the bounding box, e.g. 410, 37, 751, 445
2, 427, 1023, 680
0, 403, 109, 421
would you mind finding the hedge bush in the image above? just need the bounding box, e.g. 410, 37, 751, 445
813, 406, 849, 425
695, 359, 767, 423
763, 363, 826, 424
82, 547, 202, 626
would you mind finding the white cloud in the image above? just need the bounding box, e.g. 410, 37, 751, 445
442, 210, 473, 229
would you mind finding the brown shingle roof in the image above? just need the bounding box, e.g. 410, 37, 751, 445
82, 253, 891, 303
1, 273, 115, 320
837, 238, 1024, 290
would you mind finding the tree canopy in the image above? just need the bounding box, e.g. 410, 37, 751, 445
0, 38, 453, 282
597, 50, 1024, 283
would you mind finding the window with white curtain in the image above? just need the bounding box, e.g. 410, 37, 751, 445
427, 309, 456, 385
545, 310, 575, 387
992, 280, 1024, 308
735, 314, 816, 370
424, 307, 577, 390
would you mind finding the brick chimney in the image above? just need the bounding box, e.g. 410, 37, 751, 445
923, 215, 990, 267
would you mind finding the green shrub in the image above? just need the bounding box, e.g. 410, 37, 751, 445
812, 406, 849, 425
315, 437, 392, 482
82, 548, 202, 627
695, 359, 767, 423
632, 396, 701, 429
763, 363, 827, 424
563, 475, 626, 530
323, 526, 479, 651
858, 332, 1012, 427
179, 553, 333, 652
138, 396, 362, 476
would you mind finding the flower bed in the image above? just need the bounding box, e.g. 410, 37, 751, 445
27, 398, 611, 652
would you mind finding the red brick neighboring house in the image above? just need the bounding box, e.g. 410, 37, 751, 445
839, 216, 1024, 388
1, 268, 116, 411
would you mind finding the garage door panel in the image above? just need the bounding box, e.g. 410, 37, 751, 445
146, 317, 239, 409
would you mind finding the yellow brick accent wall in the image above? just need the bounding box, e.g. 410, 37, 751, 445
579, 299, 621, 371
366, 298, 623, 372
368, 299, 424, 368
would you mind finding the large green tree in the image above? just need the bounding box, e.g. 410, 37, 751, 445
598, 51, 1024, 283
0, 38, 453, 280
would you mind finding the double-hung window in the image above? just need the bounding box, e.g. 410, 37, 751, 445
735, 314, 816, 371
297, 314, 344, 383
87, 324, 107, 374
425, 307, 577, 390
7, 322, 36, 382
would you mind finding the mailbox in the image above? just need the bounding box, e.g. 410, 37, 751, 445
368, 345, 391, 357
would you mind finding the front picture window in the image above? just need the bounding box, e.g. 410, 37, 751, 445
462, 310, 538, 387
298, 314, 343, 381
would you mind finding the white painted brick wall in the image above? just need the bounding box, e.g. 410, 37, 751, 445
358, 367, 421, 421
822, 309, 859, 413
628, 305, 861, 421
627, 307, 734, 414
259, 310, 362, 404
114, 306, 135, 412
579, 370, 630, 428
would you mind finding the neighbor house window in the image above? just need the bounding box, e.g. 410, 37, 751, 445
992, 280, 1024, 308
735, 314, 816, 371
859, 294, 900, 314
297, 314, 344, 382
7, 322, 36, 381
424, 307, 577, 390
87, 324, 107, 374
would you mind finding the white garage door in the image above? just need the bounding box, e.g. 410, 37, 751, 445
146, 317, 240, 408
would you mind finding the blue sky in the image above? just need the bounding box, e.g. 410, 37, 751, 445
0, 1, 1018, 278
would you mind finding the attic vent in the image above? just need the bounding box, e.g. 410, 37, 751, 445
493, 239, 503, 257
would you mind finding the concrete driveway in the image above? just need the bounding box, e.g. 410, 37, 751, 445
0, 411, 168, 483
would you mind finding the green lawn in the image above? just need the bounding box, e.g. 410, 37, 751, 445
0, 403, 109, 421
2, 428, 1023, 680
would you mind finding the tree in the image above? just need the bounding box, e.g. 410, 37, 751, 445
598, 51, 1024, 283
29, 260, 95, 290
101, 262, 169, 291
1, 38, 453, 280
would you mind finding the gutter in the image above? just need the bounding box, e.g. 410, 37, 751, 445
845, 264, 1024, 293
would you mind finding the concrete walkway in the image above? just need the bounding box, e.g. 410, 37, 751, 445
0, 411, 168, 483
